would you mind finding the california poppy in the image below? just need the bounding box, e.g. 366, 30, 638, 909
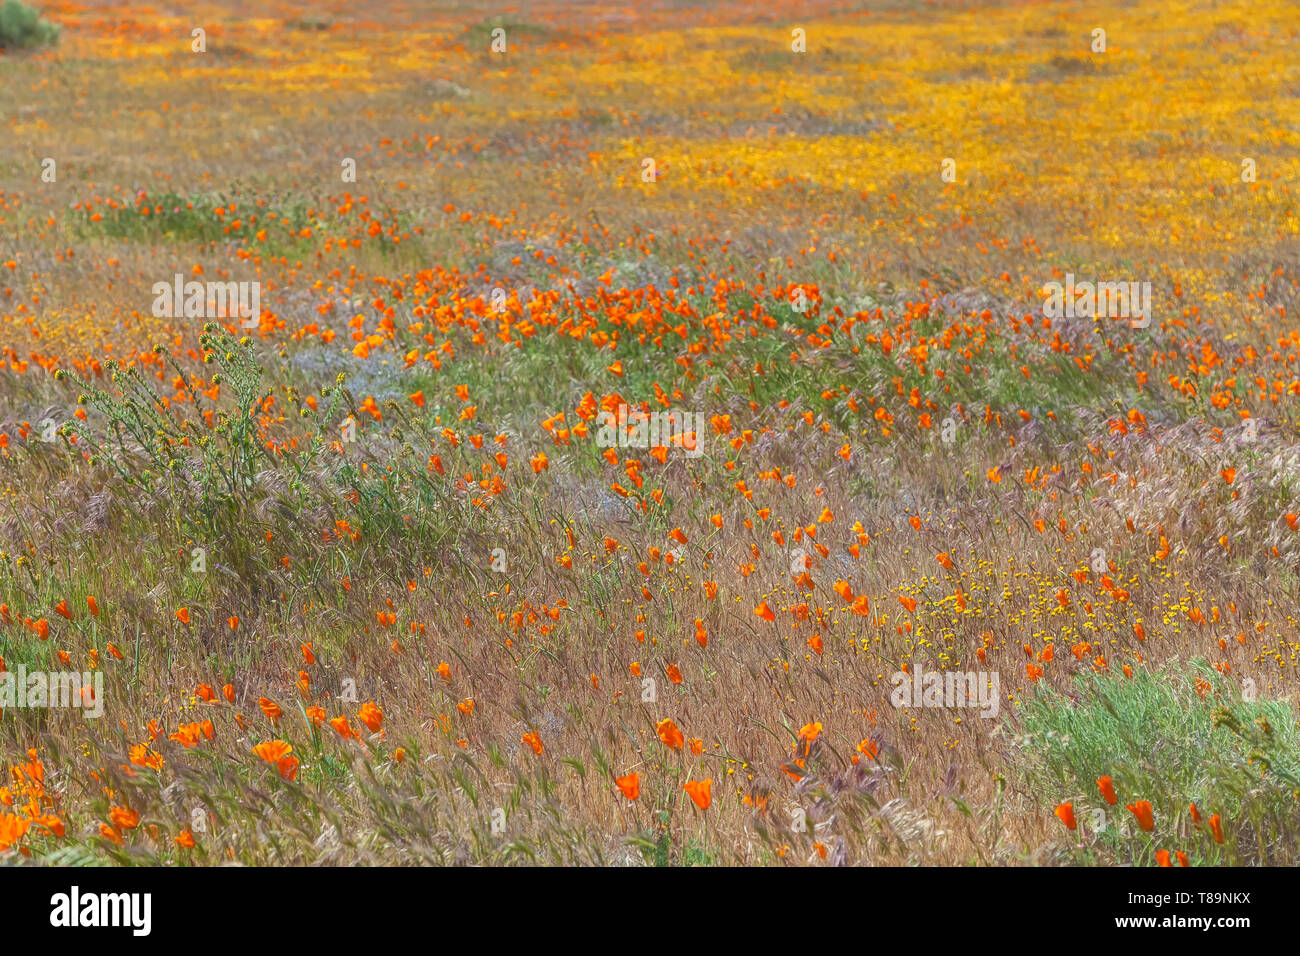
108, 806, 140, 830
258, 697, 282, 725
1054, 802, 1077, 830
322, 711, 358, 740
1126, 800, 1154, 833
615, 773, 640, 801
252, 740, 292, 762
656, 718, 684, 751
683, 778, 711, 810
357, 701, 383, 733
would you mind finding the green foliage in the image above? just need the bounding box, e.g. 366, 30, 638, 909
71, 190, 317, 259
1017, 661, 1300, 864
0, 0, 59, 50
638, 831, 718, 867
57, 327, 345, 550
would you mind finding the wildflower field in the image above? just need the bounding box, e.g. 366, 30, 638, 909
0, 0, 1298, 868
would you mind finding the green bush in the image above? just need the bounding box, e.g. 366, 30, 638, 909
0, 0, 60, 49
1016, 661, 1300, 865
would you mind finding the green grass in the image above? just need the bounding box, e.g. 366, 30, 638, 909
1016, 660, 1300, 865
69, 189, 320, 260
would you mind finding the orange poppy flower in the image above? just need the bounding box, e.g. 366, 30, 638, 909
109, 806, 140, 830
1097, 775, 1118, 805
615, 772, 639, 801
683, 779, 711, 810
656, 718, 685, 751
330, 716, 358, 740
252, 740, 292, 762
0, 814, 29, 850
1126, 800, 1154, 832
1054, 802, 1077, 830
258, 698, 282, 725
357, 701, 383, 733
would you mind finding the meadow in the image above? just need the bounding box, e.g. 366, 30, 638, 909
0, 0, 1297, 866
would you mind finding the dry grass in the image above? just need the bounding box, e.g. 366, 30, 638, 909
0, 0, 1297, 866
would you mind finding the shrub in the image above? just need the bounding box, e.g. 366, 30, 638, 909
0, 0, 60, 50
